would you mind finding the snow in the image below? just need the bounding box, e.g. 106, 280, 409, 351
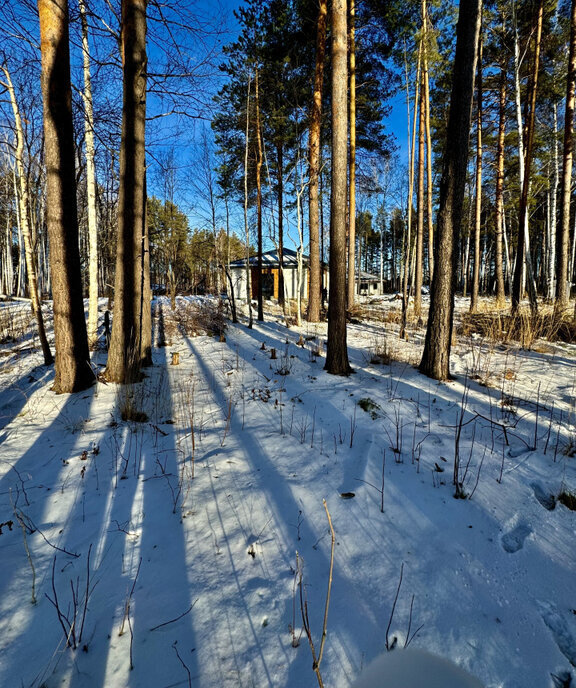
0, 295, 575, 688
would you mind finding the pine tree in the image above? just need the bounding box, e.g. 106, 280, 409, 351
38, 0, 92, 393
419, 0, 482, 381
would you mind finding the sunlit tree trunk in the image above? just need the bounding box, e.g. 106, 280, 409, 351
548, 106, 559, 301
347, 0, 357, 309
414, 75, 425, 321
1, 64, 53, 365
423, 0, 434, 283
325, 0, 352, 376
38, 0, 92, 392
276, 142, 285, 311
243, 72, 253, 329
79, 0, 99, 349
255, 68, 264, 322
470, 30, 483, 313
556, 0, 576, 311
494, 52, 507, 307
106, 0, 149, 383
400, 46, 421, 339
419, 0, 481, 381
307, 0, 327, 323
512, 0, 542, 315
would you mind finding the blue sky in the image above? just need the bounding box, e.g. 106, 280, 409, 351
151, 0, 408, 246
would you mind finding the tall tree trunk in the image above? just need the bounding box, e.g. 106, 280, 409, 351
79, 0, 99, 349
423, 0, 434, 283
1, 64, 53, 365
276, 142, 285, 310
255, 68, 264, 322
414, 73, 425, 321
325, 0, 352, 376
106, 0, 148, 383
38, 0, 92, 392
307, 0, 327, 322
556, 0, 576, 311
470, 30, 483, 313
400, 46, 421, 339
14, 170, 24, 297
494, 53, 507, 307
347, 0, 357, 309
548, 105, 559, 301
512, 0, 543, 315
140, 171, 152, 365
419, 0, 481, 381
243, 72, 253, 329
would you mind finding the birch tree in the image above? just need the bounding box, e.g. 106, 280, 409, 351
1, 64, 53, 365
78, 0, 99, 349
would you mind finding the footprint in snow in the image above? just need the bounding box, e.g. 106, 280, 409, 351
540, 602, 576, 669
501, 522, 532, 553
531, 481, 556, 511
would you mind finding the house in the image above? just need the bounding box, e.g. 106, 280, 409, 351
229, 248, 384, 301
357, 271, 384, 296
229, 248, 328, 301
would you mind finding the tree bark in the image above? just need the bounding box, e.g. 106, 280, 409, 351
414, 67, 425, 320
255, 68, 264, 322
548, 105, 559, 301
419, 0, 482, 381
423, 0, 434, 283
400, 46, 421, 339
106, 0, 148, 383
38, 0, 92, 392
556, 0, 576, 311
470, 30, 483, 313
307, 0, 327, 323
494, 52, 507, 307
1, 64, 53, 365
512, 0, 543, 315
347, 0, 356, 309
325, 0, 352, 376
243, 72, 253, 329
276, 142, 285, 310
79, 0, 99, 350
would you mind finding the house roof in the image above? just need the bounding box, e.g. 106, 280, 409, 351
230, 248, 309, 268
357, 271, 381, 282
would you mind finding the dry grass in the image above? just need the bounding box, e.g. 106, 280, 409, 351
0, 304, 34, 344
175, 299, 227, 339
458, 306, 576, 349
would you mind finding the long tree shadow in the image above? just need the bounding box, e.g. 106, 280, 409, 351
0, 359, 54, 433
182, 333, 384, 686
0, 384, 98, 686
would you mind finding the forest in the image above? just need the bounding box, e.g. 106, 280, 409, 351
1, 1, 576, 687
1, 0, 576, 385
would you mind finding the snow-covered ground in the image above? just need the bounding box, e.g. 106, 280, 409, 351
0, 296, 575, 688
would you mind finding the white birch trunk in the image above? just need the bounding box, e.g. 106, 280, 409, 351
1, 65, 52, 363
79, 0, 100, 348
548, 105, 559, 298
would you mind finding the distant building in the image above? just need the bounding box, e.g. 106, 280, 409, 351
357, 271, 383, 296
229, 249, 384, 301
229, 248, 328, 301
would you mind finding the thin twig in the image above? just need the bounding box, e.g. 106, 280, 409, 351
150, 599, 198, 631
172, 641, 192, 688
317, 500, 335, 669
385, 562, 404, 651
